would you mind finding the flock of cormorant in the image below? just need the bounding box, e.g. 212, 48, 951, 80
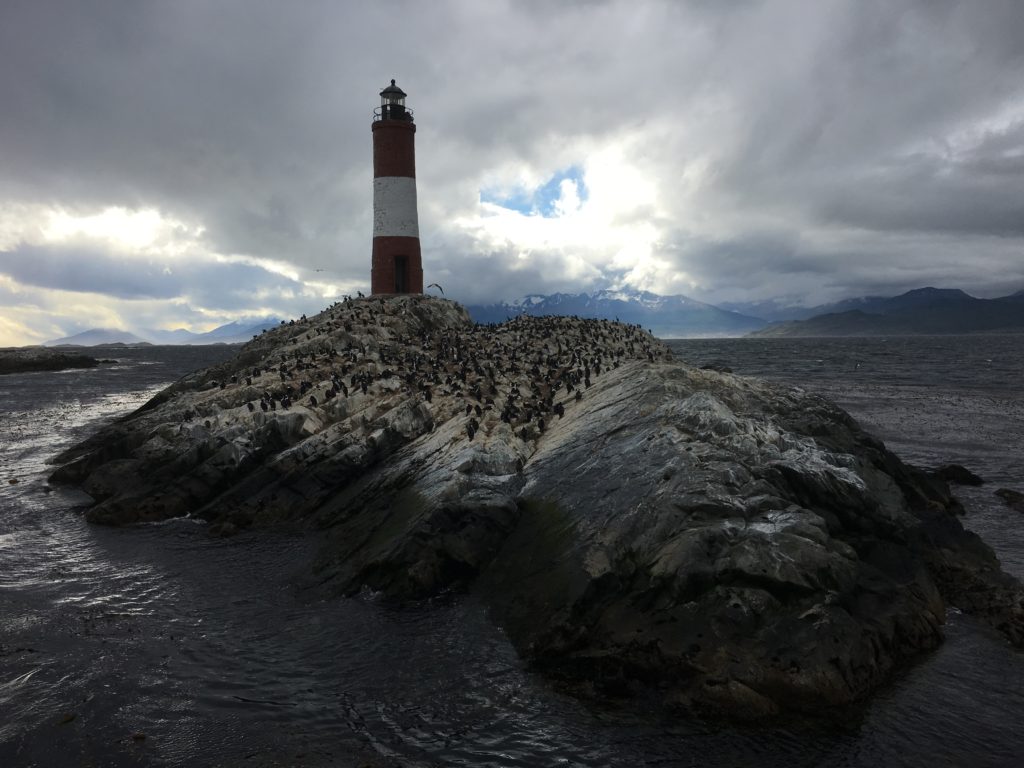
202, 296, 671, 446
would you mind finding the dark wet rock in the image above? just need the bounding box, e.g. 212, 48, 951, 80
49, 296, 1024, 720
995, 488, 1024, 513
932, 464, 985, 486
0, 347, 102, 375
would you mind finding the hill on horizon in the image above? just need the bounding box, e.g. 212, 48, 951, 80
45, 317, 283, 347
749, 287, 1024, 337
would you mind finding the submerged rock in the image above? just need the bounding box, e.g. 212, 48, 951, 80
995, 488, 1024, 513
932, 464, 985, 486
50, 296, 1024, 719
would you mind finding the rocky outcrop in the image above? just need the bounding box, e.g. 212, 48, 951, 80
931, 464, 984, 486
0, 347, 102, 375
50, 296, 1024, 719
996, 488, 1024, 513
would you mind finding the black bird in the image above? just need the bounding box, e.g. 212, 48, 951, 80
309, 395, 318, 407
246, 402, 255, 413
427, 282, 444, 295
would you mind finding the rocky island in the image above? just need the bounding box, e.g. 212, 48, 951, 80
0, 346, 103, 375
50, 296, 1024, 719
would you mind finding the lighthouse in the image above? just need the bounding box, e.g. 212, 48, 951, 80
371, 79, 423, 295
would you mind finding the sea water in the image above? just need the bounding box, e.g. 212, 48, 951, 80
1, 338, 1022, 767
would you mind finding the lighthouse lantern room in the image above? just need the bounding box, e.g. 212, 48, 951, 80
371, 79, 423, 295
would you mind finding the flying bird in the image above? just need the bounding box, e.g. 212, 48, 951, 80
427, 283, 444, 295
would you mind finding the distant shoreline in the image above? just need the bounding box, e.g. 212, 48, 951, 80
745, 328, 1024, 339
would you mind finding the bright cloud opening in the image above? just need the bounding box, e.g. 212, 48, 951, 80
45, 207, 172, 249
458, 142, 690, 297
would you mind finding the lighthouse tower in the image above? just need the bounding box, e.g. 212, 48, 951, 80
371, 79, 423, 295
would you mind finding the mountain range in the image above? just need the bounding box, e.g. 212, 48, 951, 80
468, 287, 1024, 337
45, 317, 283, 347
465, 289, 764, 337
749, 287, 1024, 337
42, 286, 1024, 345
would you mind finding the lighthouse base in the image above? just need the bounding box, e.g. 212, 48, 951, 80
371, 236, 423, 295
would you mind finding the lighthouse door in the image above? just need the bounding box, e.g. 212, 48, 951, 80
394, 255, 408, 293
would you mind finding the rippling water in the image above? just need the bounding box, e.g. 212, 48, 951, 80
1, 339, 1023, 767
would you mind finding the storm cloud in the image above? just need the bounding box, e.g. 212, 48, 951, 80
1, 0, 1023, 343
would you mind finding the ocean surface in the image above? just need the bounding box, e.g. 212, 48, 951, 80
1, 337, 1022, 767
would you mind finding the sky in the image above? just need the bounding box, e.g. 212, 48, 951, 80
1, 0, 1023, 345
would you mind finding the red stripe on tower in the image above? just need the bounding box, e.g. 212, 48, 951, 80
371, 79, 423, 295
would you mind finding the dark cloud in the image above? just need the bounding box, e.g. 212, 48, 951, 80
812, 119, 1024, 236
422, 235, 606, 306
1, 0, 1024, 343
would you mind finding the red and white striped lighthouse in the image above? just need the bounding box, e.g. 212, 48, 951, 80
371, 79, 423, 295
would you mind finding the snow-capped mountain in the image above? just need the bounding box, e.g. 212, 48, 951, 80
190, 317, 283, 344
466, 289, 766, 337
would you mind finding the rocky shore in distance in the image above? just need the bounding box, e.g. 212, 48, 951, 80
49, 296, 1024, 720
0, 347, 104, 375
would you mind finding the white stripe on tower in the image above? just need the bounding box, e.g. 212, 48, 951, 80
372, 177, 419, 238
